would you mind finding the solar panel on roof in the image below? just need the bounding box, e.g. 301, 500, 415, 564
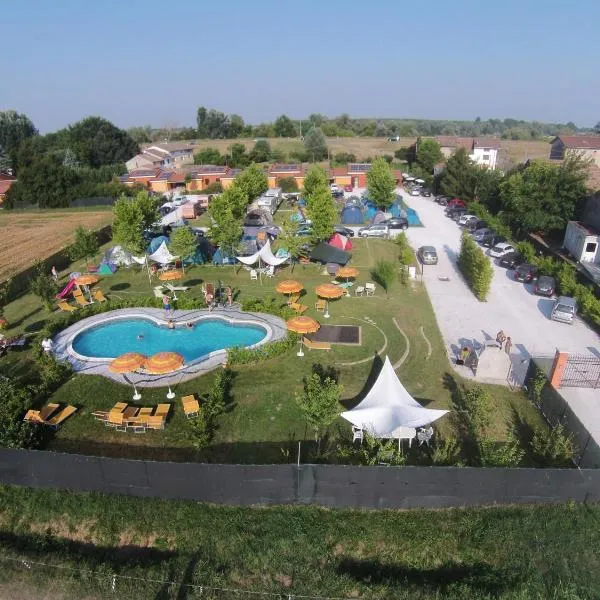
348, 163, 372, 172
272, 164, 299, 172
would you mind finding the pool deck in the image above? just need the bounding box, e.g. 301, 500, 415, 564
52, 307, 287, 388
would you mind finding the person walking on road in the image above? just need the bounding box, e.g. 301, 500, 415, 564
504, 336, 512, 356
496, 330, 506, 350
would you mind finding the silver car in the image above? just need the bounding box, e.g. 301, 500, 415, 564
418, 246, 438, 265
551, 296, 577, 324
358, 224, 390, 238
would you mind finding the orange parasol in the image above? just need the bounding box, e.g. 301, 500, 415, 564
109, 352, 147, 400
159, 270, 183, 282
145, 351, 184, 374
315, 283, 344, 319
286, 316, 320, 357
276, 280, 304, 295
109, 352, 147, 373
74, 274, 100, 286
336, 266, 359, 279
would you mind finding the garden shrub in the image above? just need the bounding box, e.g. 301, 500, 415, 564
516, 241, 536, 263
0, 378, 41, 449
371, 260, 396, 296
226, 334, 298, 365
241, 295, 294, 319
478, 433, 525, 467
337, 433, 406, 466
430, 437, 463, 466
458, 233, 493, 301
530, 423, 576, 467
30, 261, 58, 312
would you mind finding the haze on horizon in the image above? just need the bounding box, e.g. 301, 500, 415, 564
2, 0, 599, 133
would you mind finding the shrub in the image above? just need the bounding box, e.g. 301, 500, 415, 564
530, 423, 576, 467
277, 177, 298, 193
431, 437, 463, 466
30, 261, 58, 312
458, 233, 493, 301
241, 295, 294, 319
371, 260, 397, 296
337, 433, 406, 466
296, 370, 342, 441
0, 378, 40, 449
202, 182, 223, 194
478, 432, 525, 467
226, 335, 298, 366
516, 241, 536, 263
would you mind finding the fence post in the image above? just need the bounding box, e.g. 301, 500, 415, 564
549, 350, 569, 389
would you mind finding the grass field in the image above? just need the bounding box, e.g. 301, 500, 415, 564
190, 136, 551, 164
0, 209, 113, 280
1, 235, 546, 465
0, 484, 598, 599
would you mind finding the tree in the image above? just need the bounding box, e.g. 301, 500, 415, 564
308, 113, 325, 128
303, 127, 328, 161
0, 145, 11, 174
112, 191, 158, 254
207, 193, 243, 256
227, 143, 249, 168
0, 378, 38, 449
62, 148, 79, 168
127, 126, 152, 144
66, 117, 139, 168
302, 165, 328, 197
366, 157, 396, 208
248, 140, 271, 163
279, 217, 304, 271
277, 177, 298, 193
196, 107, 231, 139
68, 226, 99, 264
0, 110, 38, 172
594, 122, 600, 134
169, 226, 198, 264
30, 260, 57, 312
333, 152, 357, 165
194, 147, 223, 165
234, 164, 268, 204
371, 260, 396, 296
295, 371, 342, 441
440, 148, 478, 201
274, 114, 297, 137
499, 155, 588, 235
228, 114, 245, 138
305, 185, 337, 242
415, 138, 443, 172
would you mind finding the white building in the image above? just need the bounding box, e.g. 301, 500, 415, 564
434, 136, 501, 170
126, 142, 195, 172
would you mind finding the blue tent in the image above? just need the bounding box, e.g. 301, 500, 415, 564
389, 203, 407, 219
212, 248, 235, 265
183, 248, 205, 266
363, 206, 377, 221
373, 210, 387, 224
148, 235, 169, 254
340, 206, 364, 225
98, 262, 117, 275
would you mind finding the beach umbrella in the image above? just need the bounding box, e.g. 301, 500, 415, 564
287, 316, 320, 357
315, 283, 344, 319
109, 352, 147, 400
158, 270, 183, 281
145, 351, 185, 399
74, 274, 100, 303
276, 280, 304, 304
336, 266, 359, 297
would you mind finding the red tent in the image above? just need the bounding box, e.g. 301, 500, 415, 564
328, 233, 353, 251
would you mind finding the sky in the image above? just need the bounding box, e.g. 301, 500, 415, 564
2, 0, 599, 133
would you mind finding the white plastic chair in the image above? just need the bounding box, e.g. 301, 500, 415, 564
352, 426, 364, 444
250, 269, 258, 280
365, 283, 376, 296
355, 286, 365, 296
265, 265, 275, 278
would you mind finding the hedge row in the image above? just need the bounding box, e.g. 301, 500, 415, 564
457, 233, 494, 301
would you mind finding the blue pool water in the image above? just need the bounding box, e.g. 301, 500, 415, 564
72, 318, 267, 362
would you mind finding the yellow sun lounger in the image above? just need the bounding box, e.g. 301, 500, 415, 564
57, 301, 77, 313
93, 289, 108, 303
44, 405, 78, 429
181, 395, 200, 419
73, 293, 91, 307
154, 404, 171, 418
290, 302, 308, 314
302, 337, 331, 351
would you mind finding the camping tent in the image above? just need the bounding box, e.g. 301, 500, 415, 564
363, 205, 377, 221
148, 235, 169, 254
389, 203, 407, 219
244, 208, 273, 227
98, 263, 117, 275
212, 248, 236, 265
148, 241, 178, 265
341, 356, 448, 436
328, 233, 353, 251
340, 205, 364, 225
236, 240, 288, 267
373, 210, 387, 224
309, 242, 351, 265
103, 245, 134, 266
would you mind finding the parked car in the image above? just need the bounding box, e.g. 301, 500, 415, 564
446, 207, 467, 219
417, 246, 438, 265
332, 189, 344, 198
514, 263, 538, 282
382, 217, 409, 230
435, 195, 449, 205
447, 198, 466, 209
358, 224, 390, 238
498, 251, 522, 269
534, 275, 556, 297
330, 184, 340, 192
464, 219, 487, 233
409, 188, 421, 196
458, 214, 478, 226
344, 184, 353, 192
421, 189, 432, 197
333, 225, 355, 238
489, 242, 515, 258
480, 232, 505, 248
551, 296, 577, 324
296, 226, 313, 237
471, 227, 492, 242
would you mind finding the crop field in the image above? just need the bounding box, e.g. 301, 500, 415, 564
189, 136, 551, 164
0, 210, 113, 280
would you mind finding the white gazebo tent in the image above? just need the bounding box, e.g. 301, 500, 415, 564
147, 241, 181, 280
236, 240, 288, 281
341, 356, 448, 447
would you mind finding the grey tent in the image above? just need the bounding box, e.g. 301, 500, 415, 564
310, 242, 351, 265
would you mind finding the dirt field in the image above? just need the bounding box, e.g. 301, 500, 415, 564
191, 136, 550, 164
0, 210, 113, 280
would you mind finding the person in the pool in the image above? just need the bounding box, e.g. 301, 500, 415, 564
167, 319, 175, 329
137, 334, 144, 341
186, 322, 194, 329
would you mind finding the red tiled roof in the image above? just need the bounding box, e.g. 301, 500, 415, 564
0, 180, 15, 195
268, 163, 303, 175
329, 167, 348, 176
0, 174, 16, 181
435, 136, 474, 150
474, 137, 501, 150
555, 135, 600, 150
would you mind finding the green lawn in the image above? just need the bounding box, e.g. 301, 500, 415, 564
1, 238, 547, 464
0, 484, 598, 599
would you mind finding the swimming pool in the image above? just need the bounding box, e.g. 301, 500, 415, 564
72, 317, 267, 363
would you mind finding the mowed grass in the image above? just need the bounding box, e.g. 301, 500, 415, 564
1, 237, 547, 464
0, 484, 599, 599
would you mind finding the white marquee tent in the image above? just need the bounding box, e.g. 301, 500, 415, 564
341, 356, 448, 438
236, 240, 288, 267
148, 241, 179, 265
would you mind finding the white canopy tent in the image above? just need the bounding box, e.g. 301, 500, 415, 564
341, 356, 448, 443
236, 240, 288, 267
148, 241, 179, 265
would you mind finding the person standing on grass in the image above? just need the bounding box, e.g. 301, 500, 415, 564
504, 336, 512, 356
51, 266, 58, 283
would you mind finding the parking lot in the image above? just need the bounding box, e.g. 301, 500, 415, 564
400, 189, 600, 385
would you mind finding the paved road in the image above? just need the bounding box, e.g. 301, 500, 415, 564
401, 190, 600, 382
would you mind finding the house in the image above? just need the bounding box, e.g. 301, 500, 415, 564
549, 135, 600, 167
0, 174, 17, 204
185, 165, 236, 192
126, 142, 195, 172
434, 136, 501, 170
267, 164, 305, 190
329, 164, 402, 189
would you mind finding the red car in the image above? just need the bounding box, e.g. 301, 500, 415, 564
447, 198, 466, 209
344, 184, 353, 192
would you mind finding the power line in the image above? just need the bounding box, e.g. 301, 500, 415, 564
0, 554, 359, 600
